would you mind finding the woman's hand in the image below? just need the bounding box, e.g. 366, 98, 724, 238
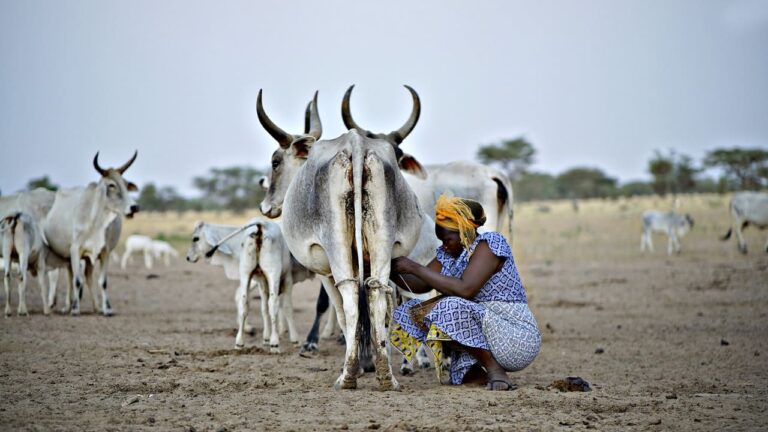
391, 256, 420, 274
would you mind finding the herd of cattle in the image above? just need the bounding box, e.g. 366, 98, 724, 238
2, 85, 768, 390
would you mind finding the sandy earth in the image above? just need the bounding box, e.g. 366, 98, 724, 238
1, 201, 767, 431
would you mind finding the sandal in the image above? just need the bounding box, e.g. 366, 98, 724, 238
487, 379, 517, 391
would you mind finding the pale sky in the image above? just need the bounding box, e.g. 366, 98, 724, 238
1, 0, 767, 196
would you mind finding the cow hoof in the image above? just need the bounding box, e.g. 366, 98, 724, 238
262, 339, 270, 346
269, 345, 281, 354
4, 310, 11, 318
400, 364, 414, 376
419, 361, 432, 369
234, 343, 244, 350
291, 340, 300, 347
18, 311, 29, 317
59, 307, 70, 314
103, 309, 114, 317
70, 309, 80, 317
336, 334, 346, 345
300, 342, 318, 354
378, 377, 401, 391
333, 375, 357, 390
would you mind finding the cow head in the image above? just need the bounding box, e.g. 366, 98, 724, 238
341, 84, 426, 179
257, 90, 322, 218
92, 151, 140, 218
186, 221, 206, 263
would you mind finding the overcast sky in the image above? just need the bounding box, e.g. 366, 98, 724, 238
1, 0, 767, 196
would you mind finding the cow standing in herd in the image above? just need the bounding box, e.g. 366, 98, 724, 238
258, 89, 424, 390
721, 191, 768, 254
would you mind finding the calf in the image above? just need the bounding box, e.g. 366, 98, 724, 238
1, 213, 55, 316
721, 191, 768, 254
641, 210, 694, 255
186, 219, 303, 351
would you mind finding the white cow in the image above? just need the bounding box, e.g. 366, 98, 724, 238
151, 240, 178, 266
258, 89, 423, 390
186, 219, 303, 351
121, 234, 154, 269
721, 191, 768, 254
640, 210, 694, 255
43, 152, 139, 316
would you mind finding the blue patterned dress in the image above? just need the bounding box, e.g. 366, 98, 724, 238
392, 232, 541, 384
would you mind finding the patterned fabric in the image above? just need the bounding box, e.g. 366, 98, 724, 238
391, 231, 541, 384
436, 232, 527, 303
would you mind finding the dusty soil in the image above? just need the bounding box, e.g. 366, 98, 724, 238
1, 199, 767, 431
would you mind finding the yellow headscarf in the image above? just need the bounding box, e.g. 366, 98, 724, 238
434, 194, 485, 251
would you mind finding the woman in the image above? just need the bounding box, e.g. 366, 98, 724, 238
390, 195, 540, 391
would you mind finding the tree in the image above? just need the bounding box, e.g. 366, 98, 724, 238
620, 181, 654, 197
26, 175, 58, 191
555, 167, 618, 199
703, 148, 768, 190
192, 166, 266, 212
648, 151, 674, 196
476, 137, 535, 180
138, 183, 189, 212
513, 172, 558, 201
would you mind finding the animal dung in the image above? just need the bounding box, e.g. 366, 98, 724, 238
551, 377, 592, 392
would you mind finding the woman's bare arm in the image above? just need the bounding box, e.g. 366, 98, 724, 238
390, 258, 442, 294
391, 241, 501, 299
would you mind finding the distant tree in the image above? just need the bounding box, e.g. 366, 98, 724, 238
673, 154, 700, 193
513, 172, 558, 201
555, 167, 618, 199
476, 137, 535, 180
26, 175, 58, 191
703, 147, 768, 190
619, 181, 654, 197
648, 151, 674, 196
138, 183, 189, 212
192, 166, 266, 213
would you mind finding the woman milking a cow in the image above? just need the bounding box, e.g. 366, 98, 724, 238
390, 195, 540, 391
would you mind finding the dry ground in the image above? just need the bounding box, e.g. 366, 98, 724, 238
1, 194, 766, 431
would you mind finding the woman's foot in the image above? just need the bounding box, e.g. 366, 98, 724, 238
486, 370, 515, 391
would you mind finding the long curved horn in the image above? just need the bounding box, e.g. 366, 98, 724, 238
93, 152, 107, 176
116, 150, 138, 174
340, 85, 372, 136
305, 91, 322, 140
388, 85, 421, 145
256, 89, 293, 149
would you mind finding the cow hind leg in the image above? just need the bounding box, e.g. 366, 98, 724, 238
279, 278, 299, 346
736, 221, 749, 254
234, 277, 251, 349
366, 277, 399, 391
257, 281, 271, 347
333, 279, 361, 390
267, 273, 282, 353
300, 283, 330, 354
84, 261, 100, 314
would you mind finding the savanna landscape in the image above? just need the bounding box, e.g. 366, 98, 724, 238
1, 193, 766, 431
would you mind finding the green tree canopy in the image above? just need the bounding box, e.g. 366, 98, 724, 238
703, 147, 768, 190
555, 167, 618, 199
26, 175, 58, 192
192, 166, 266, 213
476, 137, 535, 180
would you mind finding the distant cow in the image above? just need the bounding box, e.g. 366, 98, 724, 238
641, 211, 694, 255
151, 240, 178, 266
721, 192, 768, 254
121, 235, 154, 269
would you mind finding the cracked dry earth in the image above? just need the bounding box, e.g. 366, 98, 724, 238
1, 200, 767, 431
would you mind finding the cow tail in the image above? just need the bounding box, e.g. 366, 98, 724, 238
0, 212, 21, 234
352, 144, 374, 367
492, 176, 512, 243
721, 228, 732, 241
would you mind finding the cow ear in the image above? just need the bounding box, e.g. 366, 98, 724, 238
399, 153, 427, 179
258, 176, 270, 190
290, 136, 316, 159
126, 182, 139, 192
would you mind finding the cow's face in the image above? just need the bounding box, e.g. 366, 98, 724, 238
260, 136, 314, 218
93, 152, 139, 218
255, 90, 322, 219
185, 221, 205, 263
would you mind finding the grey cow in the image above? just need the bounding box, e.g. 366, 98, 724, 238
641, 210, 694, 255
721, 191, 768, 254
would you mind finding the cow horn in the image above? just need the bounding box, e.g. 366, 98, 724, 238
116, 150, 138, 174
388, 85, 421, 145
93, 152, 108, 176
304, 91, 322, 140
256, 89, 294, 149
341, 85, 373, 136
